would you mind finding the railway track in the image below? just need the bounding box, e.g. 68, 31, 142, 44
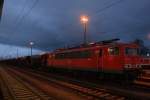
134, 69, 150, 88
7, 65, 150, 100
20, 67, 150, 99
0, 67, 52, 100
1, 64, 150, 100
6, 66, 128, 100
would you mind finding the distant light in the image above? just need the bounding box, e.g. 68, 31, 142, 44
80, 15, 89, 24
148, 34, 150, 39
30, 42, 34, 46
89, 42, 95, 45
147, 53, 150, 57
40, 52, 46, 55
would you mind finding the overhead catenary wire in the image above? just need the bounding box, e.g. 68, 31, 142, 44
91, 0, 145, 34
92, 0, 125, 17
15, 0, 124, 28
3, 0, 38, 58
14, 0, 125, 32
15, 0, 39, 28
13, 0, 29, 26
8, 0, 39, 58
89, 0, 141, 36
11, 0, 40, 53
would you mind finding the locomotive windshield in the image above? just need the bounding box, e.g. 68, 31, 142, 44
108, 47, 119, 55
125, 48, 139, 56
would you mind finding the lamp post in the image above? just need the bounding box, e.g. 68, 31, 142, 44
80, 15, 89, 45
29, 42, 34, 57
17, 48, 18, 58
29, 42, 34, 65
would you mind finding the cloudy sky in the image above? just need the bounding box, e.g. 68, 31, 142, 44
0, 0, 150, 57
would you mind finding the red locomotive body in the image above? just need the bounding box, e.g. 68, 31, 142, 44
140, 57, 150, 69
45, 42, 144, 76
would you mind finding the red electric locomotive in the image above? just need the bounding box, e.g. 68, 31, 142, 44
43, 39, 147, 79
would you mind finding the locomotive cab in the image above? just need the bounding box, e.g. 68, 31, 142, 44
122, 44, 143, 79
101, 43, 142, 77
123, 46, 141, 70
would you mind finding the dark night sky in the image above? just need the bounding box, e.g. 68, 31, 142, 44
0, 0, 150, 57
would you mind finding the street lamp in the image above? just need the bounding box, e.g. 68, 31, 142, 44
29, 41, 34, 65
80, 15, 89, 45
29, 42, 34, 57
17, 48, 19, 58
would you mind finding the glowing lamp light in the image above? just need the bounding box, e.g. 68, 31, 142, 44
147, 53, 150, 57
30, 42, 34, 46
148, 34, 150, 39
80, 15, 89, 24
89, 42, 95, 45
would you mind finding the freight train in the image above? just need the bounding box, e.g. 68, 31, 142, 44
1, 39, 150, 80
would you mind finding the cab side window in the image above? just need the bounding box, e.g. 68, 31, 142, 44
108, 47, 119, 55
125, 48, 139, 56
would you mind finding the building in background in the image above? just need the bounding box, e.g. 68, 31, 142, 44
0, 0, 4, 20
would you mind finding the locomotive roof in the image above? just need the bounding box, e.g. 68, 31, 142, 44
54, 42, 139, 53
